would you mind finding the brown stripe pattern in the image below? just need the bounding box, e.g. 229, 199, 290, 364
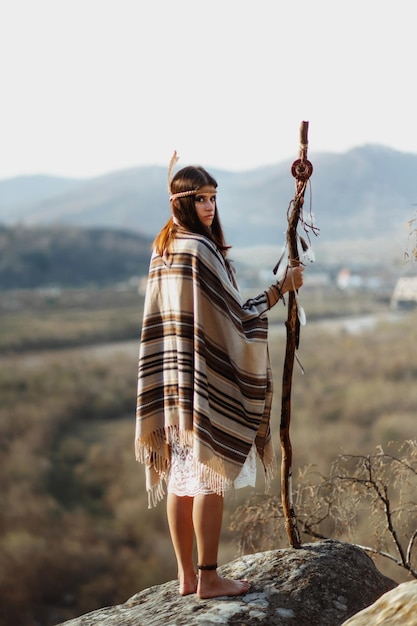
135, 229, 279, 506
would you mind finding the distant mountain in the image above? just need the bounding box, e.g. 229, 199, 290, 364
0, 175, 82, 219
1, 145, 416, 256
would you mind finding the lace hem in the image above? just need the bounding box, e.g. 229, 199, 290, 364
167, 438, 257, 497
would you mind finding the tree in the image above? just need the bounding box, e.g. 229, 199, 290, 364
230, 440, 417, 580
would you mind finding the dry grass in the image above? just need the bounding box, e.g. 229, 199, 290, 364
0, 288, 416, 624
0, 286, 143, 352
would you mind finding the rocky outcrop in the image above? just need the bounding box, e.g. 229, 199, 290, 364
341, 579, 417, 625
57, 540, 397, 626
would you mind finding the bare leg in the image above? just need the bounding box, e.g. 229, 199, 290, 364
193, 493, 250, 599
166, 493, 197, 595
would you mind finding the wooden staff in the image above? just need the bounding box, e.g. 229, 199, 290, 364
279, 121, 313, 547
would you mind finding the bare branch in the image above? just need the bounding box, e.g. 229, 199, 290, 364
230, 444, 417, 579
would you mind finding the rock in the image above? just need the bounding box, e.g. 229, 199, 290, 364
341, 579, 417, 625
57, 540, 396, 626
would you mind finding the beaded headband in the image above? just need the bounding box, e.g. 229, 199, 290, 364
167, 150, 198, 201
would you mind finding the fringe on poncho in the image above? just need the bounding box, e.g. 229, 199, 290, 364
135, 228, 282, 507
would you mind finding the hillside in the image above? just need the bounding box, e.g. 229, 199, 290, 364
1, 302, 416, 625
1, 145, 416, 257
0, 225, 152, 289
0, 174, 82, 218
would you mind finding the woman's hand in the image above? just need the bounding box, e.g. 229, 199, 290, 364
280, 265, 304, 294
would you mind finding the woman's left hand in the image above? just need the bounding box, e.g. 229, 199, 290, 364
280, 265, 304, 294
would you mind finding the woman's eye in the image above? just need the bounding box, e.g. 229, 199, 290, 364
195, 195, 216, 203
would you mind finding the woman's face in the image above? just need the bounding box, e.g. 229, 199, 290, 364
194, 185, 217, 228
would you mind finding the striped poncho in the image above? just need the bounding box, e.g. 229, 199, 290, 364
135, 228, 282, 507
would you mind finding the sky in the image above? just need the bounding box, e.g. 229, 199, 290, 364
0, 0, 416, 180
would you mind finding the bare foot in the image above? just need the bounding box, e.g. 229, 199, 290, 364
197, 572, 250, 599
179, 572, 198, 596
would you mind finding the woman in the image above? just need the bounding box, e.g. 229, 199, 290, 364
135, 154, 304, 599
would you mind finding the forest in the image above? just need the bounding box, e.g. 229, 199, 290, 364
0, 281, 416, 626
0, 225, 152, 289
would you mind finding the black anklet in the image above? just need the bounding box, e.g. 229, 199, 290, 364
197, 563, 217, 571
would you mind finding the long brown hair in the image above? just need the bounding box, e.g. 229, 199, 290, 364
153, 165, 231, 257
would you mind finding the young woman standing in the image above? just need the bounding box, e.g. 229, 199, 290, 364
135, 155, 304, 598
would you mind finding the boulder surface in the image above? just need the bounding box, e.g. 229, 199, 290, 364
57, 540, 397, 626
341, 579, 417, 625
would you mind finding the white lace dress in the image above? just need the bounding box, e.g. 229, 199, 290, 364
167, 435, 257, 497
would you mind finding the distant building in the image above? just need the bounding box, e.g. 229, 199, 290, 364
337, 268, 363, 290
391, 276, 417, 309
